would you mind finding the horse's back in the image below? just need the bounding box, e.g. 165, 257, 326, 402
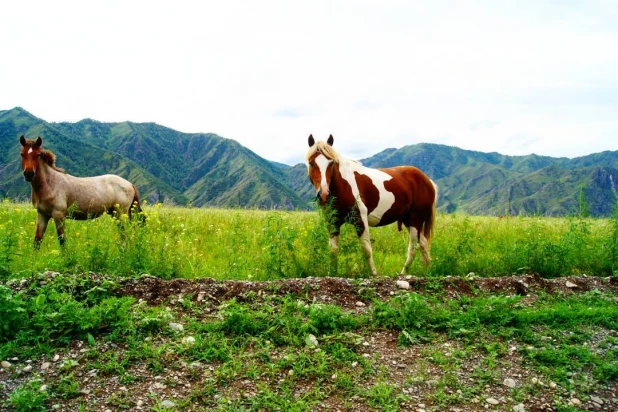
381, 166, 436, 208
65, 174, 136, 216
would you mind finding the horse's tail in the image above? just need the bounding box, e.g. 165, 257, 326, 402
130, 184, 146, 223
423, 180, 438, 244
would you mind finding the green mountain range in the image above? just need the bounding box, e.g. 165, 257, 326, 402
2, 107, 617, 216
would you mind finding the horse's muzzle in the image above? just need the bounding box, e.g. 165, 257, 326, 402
317, 189, 331, 204
23, 170, 35, 182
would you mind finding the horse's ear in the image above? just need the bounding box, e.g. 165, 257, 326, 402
308, 134, 315, 147
327, 134, 334, 146
35, 137, 42, 148
19, 135, 26, 146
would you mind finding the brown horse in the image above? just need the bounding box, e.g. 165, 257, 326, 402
19, 135, 143, 247
306, 135, 437, 275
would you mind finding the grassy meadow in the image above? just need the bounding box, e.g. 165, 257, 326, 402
1, 199, 618, 281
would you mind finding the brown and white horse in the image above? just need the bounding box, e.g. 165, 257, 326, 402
306, 135, 437, 275
19, 135, 143, 247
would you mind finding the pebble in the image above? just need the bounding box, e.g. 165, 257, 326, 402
549, 382, 557, 389
486, 397, 500, 405
52, 354, 60, 362
512, 404, 525, 412
396, 280, 410, 289
503, 378, 517, 388
590, 396, 604, 405
136, 400, 144, 407
40, 385, 48, 392
169, 322, 184, 332
41, 362, 51, 370
565, 281, 578, 288
355, 301, 365, 307
182, 336, 196, 345
23, 365, 33, 373
530, 377, 538, 385
1, 361, 11, 369
160, 400, 176, 408
570, 398, 581, 406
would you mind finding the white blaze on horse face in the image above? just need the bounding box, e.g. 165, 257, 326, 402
315, 153, 332, 201
338, 161, 396, 226
28, 148, 33, 154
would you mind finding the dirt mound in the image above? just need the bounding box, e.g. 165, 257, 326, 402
118, 273, 618, 308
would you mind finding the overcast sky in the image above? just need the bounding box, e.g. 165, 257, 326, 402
3, 1, 618, 165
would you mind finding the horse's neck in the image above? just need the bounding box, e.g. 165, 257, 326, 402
330, 158, 359, 195
31, 162, 61, 195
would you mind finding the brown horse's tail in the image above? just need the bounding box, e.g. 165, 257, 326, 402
130, 184, 146, 223
423, 180, 438, 244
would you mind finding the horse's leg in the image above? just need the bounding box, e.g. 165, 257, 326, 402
401, 227, 419, 275
34, 212, 50, 249
52, 212, 67, 246
328, 232, 340, 275
359, 229, 378, 275
329, 234, 340, 254
419, 228, 431, 266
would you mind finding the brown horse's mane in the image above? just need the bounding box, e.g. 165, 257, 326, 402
306, 141, 341, 163
40, 149, 66, 174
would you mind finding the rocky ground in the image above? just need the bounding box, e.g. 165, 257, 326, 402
1, 273, 617, 412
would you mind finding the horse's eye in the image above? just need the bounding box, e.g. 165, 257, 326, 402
36, 153, 42, 157
20, 153, 24, 157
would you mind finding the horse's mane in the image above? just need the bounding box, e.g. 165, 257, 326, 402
306, 141, 341, 163
306, 141, 363, 166
40, 150, 66, 174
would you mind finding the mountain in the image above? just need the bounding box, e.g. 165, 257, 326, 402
2, 107, 617, 216
0, 108, 308, 209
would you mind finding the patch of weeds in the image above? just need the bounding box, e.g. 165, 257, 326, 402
107, 390, 134, 410
358, 381, 408, 411
52, 372, 81, 399
241, 383, 320, 411
5, 379, 49, 412
91, 351, 127, 376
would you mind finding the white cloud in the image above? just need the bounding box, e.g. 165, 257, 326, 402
2, 0, 618, 165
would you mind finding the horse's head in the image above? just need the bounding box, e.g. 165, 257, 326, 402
19, 135, 43, 182
306, 134, 337, 204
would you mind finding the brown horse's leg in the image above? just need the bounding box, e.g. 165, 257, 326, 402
52, 213, 66, 247
401, 226, 419, 275
34, 212, 50, 249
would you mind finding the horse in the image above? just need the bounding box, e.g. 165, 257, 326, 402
306, 134, 437, 275
19, 135, 143, 247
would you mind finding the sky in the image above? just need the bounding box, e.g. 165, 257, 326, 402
3, 1, 618, 165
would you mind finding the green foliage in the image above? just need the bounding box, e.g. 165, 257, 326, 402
5, 380, 49, 412
0, 274, 135, 358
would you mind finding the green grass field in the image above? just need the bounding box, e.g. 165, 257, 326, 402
1, 200, 617, 280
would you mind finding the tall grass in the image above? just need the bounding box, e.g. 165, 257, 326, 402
1, 199, 617, 280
